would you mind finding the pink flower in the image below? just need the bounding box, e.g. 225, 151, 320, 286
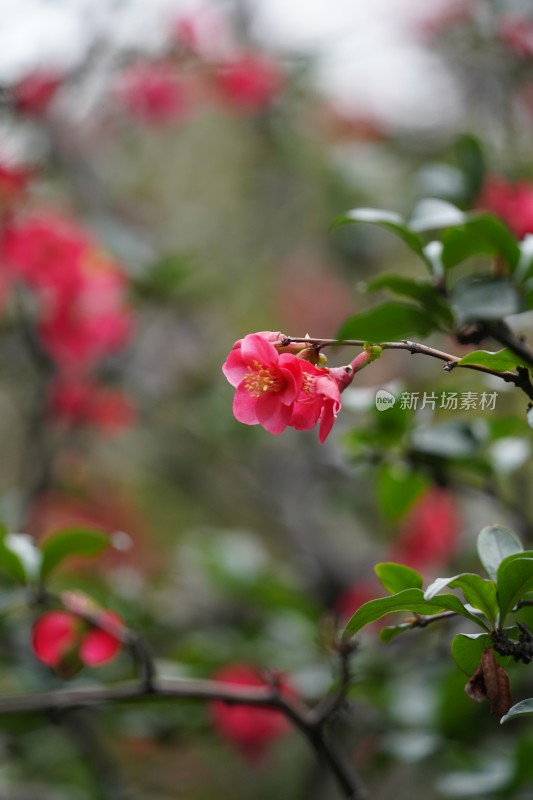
222, 333, 303, 434
215, 54, 282, 113
210, 663, 295, 760
32, 608, 123, 675
0, 162, 30, 208
498, 17, 533, 58
49, 376, 136, 433
476, 177, 533, 239
290, 363, 343, 444
389, 488, 460, 569
11, 71, 62, 115
1, 214, 88, 301
115, 63, 188, 125
290, 352, 371, 443
2, 214, 134, 369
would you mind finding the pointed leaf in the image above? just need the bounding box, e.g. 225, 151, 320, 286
501, 698, 533, 724
343, 588, 488, 639
374, 562, 423, 594
477, 525, 523, 581
331, 208, 428, 265
425, 573, 498, 625
458, 349, 530, 372
337, 302, 436, 342
40, 527, 109, 581
0, 525, 28, 584
366, 274, 453, 326
497, 555, 533, 624
452, 633, 490, 676
379, 623, 414, 642
409, 198, 466, 232
442, 214, 520, 270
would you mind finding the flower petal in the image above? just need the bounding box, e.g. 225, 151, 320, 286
240, 334, 278, 367
233, 382, 260, 424
32, 611, 78, 667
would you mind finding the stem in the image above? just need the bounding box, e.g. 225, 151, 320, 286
282, 336, 533, 401
0, 677, 365, 799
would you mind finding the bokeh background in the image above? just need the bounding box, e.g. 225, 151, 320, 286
1, 1, 533, 798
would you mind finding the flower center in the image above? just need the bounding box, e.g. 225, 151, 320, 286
300, 373, 317, 402
244, 360, 282, 397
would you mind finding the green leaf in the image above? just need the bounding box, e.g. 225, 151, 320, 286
477, 525, 523, 581
458, 349, 530, 372
376, 464, 429, 522
425, 573, 498, 625
0, 525, 28, 584
366, 273, 453, 327
454, 133, 486, 201
452, 633, 490, 675
337, 302, 436, 342
331, 208, 428, 265
133, 253, 192, 301
40, 527, 109, 581
451, 278, 522, 324
501, 698, 533, 724
343, 588, 488, 639
379, 622, 414, 642
497, 555, 533, 624
409, 198, 467, 232
441, 214, 520, 270
374, 562, 423, 594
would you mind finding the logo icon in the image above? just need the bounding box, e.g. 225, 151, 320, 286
375, 389, 396, 411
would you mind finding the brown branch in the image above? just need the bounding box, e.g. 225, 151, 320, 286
282, 336, 533, 401
408, 611, 458, 628
0, 677, 366, 799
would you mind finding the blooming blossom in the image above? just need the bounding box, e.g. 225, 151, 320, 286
32, 607, 124, 675
210, 664, 295, 760
114, 63, 189, 125
477, 177, 533, 239
222, 333, 303, 434
389, 488, 460, 569
49, 376, 136, 433
290, 362, 344, 444
215, 54, 282, 113
1, 213, 134, 369
11, 71, 62, 115
0, 162, 30, 208
497, 17, 533, 58
223, 333, 374, 441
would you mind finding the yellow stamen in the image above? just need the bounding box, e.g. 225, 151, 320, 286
244, 360, 283, 397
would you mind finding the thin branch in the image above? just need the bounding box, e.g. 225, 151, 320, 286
408, 611, 458, 628
0, 677, 365, 799
282, 336, 533, 401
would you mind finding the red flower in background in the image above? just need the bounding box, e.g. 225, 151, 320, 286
115, 63, 189, 125
32, 607, 124, 674
1, 214, 88, 301
12, 71, 62, 115
210, 664, 295, 760
1, 213, 134, 369
0, 162, 30, 209
476, 177, 533, 239
49, 376, 136, 433
498, 17, 533, 58
335, 580, 382, 624
215, 54, 282, 112
389, 488, 460, 570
